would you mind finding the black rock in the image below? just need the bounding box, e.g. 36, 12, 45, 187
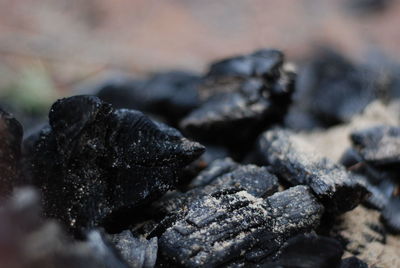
340, 256, 369, 268
342, 127, 400, 233
180, 49, 295, 146
0, 108, 23, 201
97, 71, 201, 124
257, 128, 368, 213
28, 95, 204, 233
362, 179, 392, 211
286, 48, 378, 129
275, 233, 344, 268
350, 125, 400, 167
187, 157, 239, 188
207, 49, 284, 79
179, 145, 230, 188
86, 230, 131, 268
152, 160, 279, 220
381, 196, 400, 233
109, 230, 158, 268
159, 186, 324, 267
192, 163, 279, 198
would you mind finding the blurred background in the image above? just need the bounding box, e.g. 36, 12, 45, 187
0, 0, 399, 124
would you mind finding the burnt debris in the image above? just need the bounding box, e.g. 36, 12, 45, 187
257, 128, 369, 213
159, 186, 324, 267
27, 95, 204, 233
285, 48, 380, 130
1, 47, 399, 267
343, 125, 400, 233
180, 49, 295, 147
350, 125, 400, 166
97, 71, 201, 125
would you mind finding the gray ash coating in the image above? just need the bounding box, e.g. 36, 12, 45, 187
150, 158, 279, 218
27, 95, 204, 233
257, 128, 369, 213
159, 186, 323, 267
108, 230, 158, 268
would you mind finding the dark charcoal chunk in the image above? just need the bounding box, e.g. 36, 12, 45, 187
109, 230, 158, 268
274, 233, 343, 268
340, 148, 365, 169
381, 196, 400, 233
180, 145, 230, 187
180, 49, 295, 146
0, 108, 23, 200
207, 49, 284, 78
350, 125, 400, 166
0, 187, 129, 268
340, 257, 369, 268
198, 164, 279, 198
188, 157, 239, 188
155, 161, 279, 218
362, 179, 392, 211
29, 95, 204, 233
159, 186, 324, 267
257, 128, 368, 213
286, 48, 378, 129
342, 148, 398, 187
97, 71, 201, 123
86, 230, 131, 268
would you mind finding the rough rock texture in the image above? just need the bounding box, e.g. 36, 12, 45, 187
152, 159, 279, 219
109, 230, 158, 268
180, 144, 230, 188
159, 186, 324, 267
28, 95, 204, 233
189, 161, 279, 198
180, 49, 295, 146
187, 157, 239, 189
257, 128, 368, 213
285, 48, 379, 130
341, 124, 400, 233
0, 108, 23, 200
350, 125, 400, 166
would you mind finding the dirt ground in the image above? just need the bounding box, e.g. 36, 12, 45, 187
1, 0, 400, 94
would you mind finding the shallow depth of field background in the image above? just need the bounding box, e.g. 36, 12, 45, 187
0, 0, 399, 110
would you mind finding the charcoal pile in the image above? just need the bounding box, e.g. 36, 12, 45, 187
0, 48, 399, 267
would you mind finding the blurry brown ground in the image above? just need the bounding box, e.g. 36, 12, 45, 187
0, 0, 400, 96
